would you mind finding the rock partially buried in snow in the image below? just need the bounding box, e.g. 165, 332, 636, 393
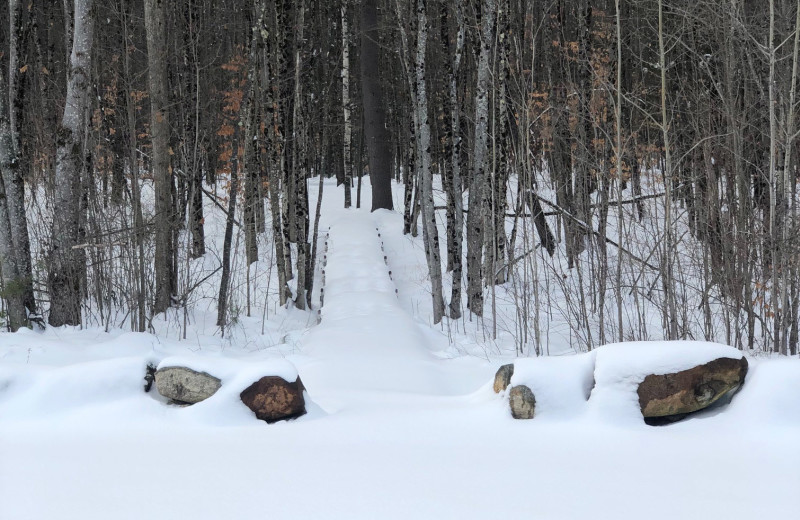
637, 357, 748, 424
509, 385, 536, 419
155, 366, 222, 404
493, 364, 514, 393
240, 376, 306, 423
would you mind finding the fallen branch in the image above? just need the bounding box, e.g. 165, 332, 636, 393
531, 194, 660, 271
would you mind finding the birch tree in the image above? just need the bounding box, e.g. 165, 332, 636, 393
465, 0, 496, 316
415, 0, 444, 323
342, 0, 353, 208
446, 0, 465, 319
48, 0, 93, 327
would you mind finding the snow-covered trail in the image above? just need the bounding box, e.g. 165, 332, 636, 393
296, 209, 472, 413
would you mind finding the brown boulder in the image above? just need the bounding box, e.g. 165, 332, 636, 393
637, 356, 748, 424
240, 376, 306, 423
509, 385, 536, 419
493, 364, 514, 393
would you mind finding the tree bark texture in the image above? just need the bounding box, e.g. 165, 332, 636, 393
465, 0, 496, 316
145, 0, 175, 315
48, 0, 93, 327
362, 0, 393, 211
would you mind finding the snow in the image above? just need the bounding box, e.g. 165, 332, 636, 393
589, 341, 745, 424
1, 178, 799, 520
506, 352, 596, 420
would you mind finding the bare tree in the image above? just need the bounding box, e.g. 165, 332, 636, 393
48, 0, 94, 327
414, 0, 444, 323
0, 68, 28, 330
144, 0, 175, 315
342, 0, 353, 208
361, 0, 393, 211
465, 0, 496, 317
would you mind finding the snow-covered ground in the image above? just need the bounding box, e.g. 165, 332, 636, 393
1, 178, 798, 520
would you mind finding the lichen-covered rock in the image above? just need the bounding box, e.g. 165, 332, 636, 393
240, 376, 306, 423
637, 356, 748, 424
493, 364, 514, 393
155, 366, 222, 404
509, 385, 536, 419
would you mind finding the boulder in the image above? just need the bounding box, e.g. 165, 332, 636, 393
155, 366, 222, 404
637, 356, 748, 424
509, 385, 536, 419
493, 364, 514, 393
240, 376, 306, 423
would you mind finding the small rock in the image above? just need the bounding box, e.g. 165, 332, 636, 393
493, 364, 514, 393
240, 376, 306, 423
637, 356, 748, 424
509, 385, 536, 419
155, 366, 222, 404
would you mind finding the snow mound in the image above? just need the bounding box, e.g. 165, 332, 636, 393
0, 353, 310, 428
507, 353, 595, 420
0, 357, 153, 423
722, 358, 800, 428
158, 355, 299, 385
589, 341, 744, 424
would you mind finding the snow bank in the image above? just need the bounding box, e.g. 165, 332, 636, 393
589, 340, 744, 424
506, 352, 595, 420
157, 355, 299, 386
719, 357, 800, 428
0, 349, 308, 428
0, 357, 152, 424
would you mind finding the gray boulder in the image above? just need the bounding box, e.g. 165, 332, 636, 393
155, 366, 222, 404
493, 364, 514, 393
509, 385, 536, 419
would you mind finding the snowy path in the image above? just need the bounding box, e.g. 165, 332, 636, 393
297, 210, 462, 411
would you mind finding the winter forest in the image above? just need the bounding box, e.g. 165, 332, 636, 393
1, 1, 799, 519
2, 0, 800, 353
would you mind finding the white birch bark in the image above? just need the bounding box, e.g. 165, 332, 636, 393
415, 0, 444, 323
448, 0, 465, 319
777, 0, 800, 355
49, 0, 93, 326
293, 1, 308, 310
465, 0, 496, 316
342, 0, 353, 208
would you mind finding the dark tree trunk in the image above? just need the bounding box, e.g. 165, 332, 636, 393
361, 0, 393, 211
145, 0, 175, 315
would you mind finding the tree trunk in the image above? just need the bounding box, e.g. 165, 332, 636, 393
362, 0, 393, 211
145, 0, 175, 315
293, 0, 309, 310
658, 0, 678, 340
447, 0, 465, 319
48, 0, 93, 327
342, 0, 353, 208
465, 0, 496, 316
3, 0, 36, 317
0, 72, 28, 330
415, 0, 444, 323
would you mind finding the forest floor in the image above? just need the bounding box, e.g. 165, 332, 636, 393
1, 179, 798, 519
